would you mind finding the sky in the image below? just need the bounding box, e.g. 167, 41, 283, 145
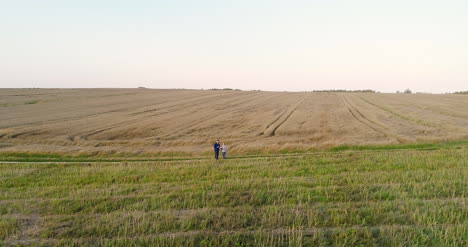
1, 0, 467, 93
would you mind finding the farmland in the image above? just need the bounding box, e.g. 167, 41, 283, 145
1, 146, 467, 246
1, 89, 468, 155
1, 89, 467, 246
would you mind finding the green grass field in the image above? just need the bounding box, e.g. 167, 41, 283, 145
1, 146, 467, 246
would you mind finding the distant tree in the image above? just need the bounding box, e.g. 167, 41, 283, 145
312, 89, 376, 93
453, 91, 468, 94
404, 89, 412, 94
209, 88, 238, 91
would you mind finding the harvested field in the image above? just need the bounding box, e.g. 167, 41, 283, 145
1, 89, 468, 155
0, 147, 467, 246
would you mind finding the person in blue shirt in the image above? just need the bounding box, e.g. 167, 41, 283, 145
213, 139, 220, 160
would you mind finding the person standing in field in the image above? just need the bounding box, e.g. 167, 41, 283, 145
221, 143, 227, 159
213, 140, 220, 160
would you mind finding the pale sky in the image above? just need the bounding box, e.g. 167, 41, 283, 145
1, 0, 467, 93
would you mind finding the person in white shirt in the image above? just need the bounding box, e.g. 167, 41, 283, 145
220, 143, 227, 159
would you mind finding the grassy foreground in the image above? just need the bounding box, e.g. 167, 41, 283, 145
0, 148, 467, 246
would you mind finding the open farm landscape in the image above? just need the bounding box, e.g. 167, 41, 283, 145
0, 89, 467, 246
3, 1, 468, 246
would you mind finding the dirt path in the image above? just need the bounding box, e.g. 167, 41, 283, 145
0, 146, 457, 165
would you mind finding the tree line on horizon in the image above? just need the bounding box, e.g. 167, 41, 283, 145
192, 88, 467, 94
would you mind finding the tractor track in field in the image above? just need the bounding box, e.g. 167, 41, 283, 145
160, 92, 286, 139
339, 94, 407, 143
260, 93, 309, 136
71, 92, 244, 139
360, 95, 468, 134
359, 96, 468, 137
2, 92, 240, 140
358, 96, 436, 127
63, 92, 248, 139
156, 91, 273, 139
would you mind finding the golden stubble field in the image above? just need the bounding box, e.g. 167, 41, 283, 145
1, 89, 467, 155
